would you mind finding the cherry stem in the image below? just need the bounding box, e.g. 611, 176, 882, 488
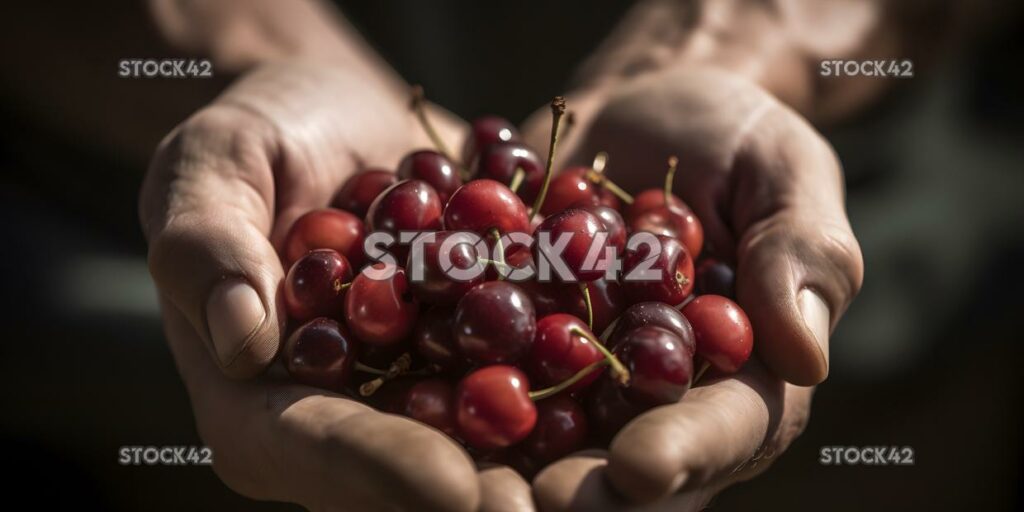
529, 96, 567, 217
489, 228, 506, 280
664, 155, 679, 206
528, 359, 608, 401
584, 154, 633, 204
578, 282, 593, 330
411, 85, 461, 170
570, 325, 630, 386
359, 353, 412, 396
354, 362, 386, 376
591, 152, 608, 174
509, 166, 525, 193
693, 360, 711, 385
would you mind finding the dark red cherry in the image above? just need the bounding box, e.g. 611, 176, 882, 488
344, 263, 419, 345
283, 208, 367, 268
542, 166, 619, 216
283, 317, 359, 391
284, 249, 352, 322
333, 169, 398, 218
526, 314, 604, 392
365, 179, 443, 234
613, 326, 693, 406
626, 189, 687, 220
454, 282, 536, 364
402, 378, 458, 436
629, 201, 704, 259
444, 179, 530, 234
535, 208, 609, 282
571, 202, 626, 254
609, 302, 696, 355
623, 235, 695, 305
681, 295, 753, 374
456, 365, 537, 450
396, 150, 462, 203
520, 395, 588, 464
407, 231, 486, 305
559, 279, 625, 336
473, 142, 545, 202
463, 116, 520, 163
412, 307, 463, 372
694, 258, 736, 299
585, 376, 646, 442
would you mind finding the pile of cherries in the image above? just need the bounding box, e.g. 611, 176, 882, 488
277, 93, 753, 476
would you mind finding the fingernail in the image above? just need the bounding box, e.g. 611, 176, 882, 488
797, 288, 830, 377
206, 279, 266, 367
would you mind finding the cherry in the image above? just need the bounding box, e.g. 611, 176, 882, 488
570, 202, 626, 254
630, 205, 704, 260
283, 317, 359, 391
694, 258, 736, 299
344, 263, 419, 345
626, 189, 687, 220
443, 179, 530, 234
681, 295, 753, 374
413, 306, 464, 372
559, 278, 625, 335
463, 115, 520, 164
283, 208, 367, 268
365, 179, 443, 234
407, 231, 485, 305
613, 326, 693, 406
473, 142, 545, 202
519, 395, 588, 465
454, 281, 536, 364
584, 376, 646, 441
609, 301, 696, 355
542, 166, 620, 216
526, 314, 605, 393
284, 249, 352, 322
396, 150, 462, 203
535, 208, 609, 282
455, 365, 537, 450
333, 169, 398, 218
401, 378, 458, 436
623, 235, 694, 305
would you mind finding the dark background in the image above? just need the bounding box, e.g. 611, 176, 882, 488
1, 1, 1022, 510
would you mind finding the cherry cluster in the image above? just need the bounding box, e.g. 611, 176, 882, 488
276, 92, 753, 477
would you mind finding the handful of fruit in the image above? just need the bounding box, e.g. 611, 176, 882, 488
277, 91, 753, 476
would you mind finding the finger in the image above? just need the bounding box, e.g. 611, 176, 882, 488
162, 299, 481, 511
478, 464, 535, 512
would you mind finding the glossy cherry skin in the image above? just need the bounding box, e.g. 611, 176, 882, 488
571, 202, 626, 254
535, 208, 609, 282
365, 179, 443, 234
284, 249, 353, 322
541, 166, 620, 216
454, 282, 536, 364
629, 204, 704, 259
585, 375, 646, 442
333, 169, 398, 218
694, 258, 736, 299
283, 317, 360, 391
407, 231, 485, 305
344, 263, 419, 345
463, 115, 520, 163
401, 378, 458, 436
609, 301, 696, 355
443, 179, 530, 234
623, 235, 695, 305
455, 365, 537, 450
613, 326, 693, 406
681, 295, 753, 374
520, 395, 588, 464
283, 208, 367, 268
526, 314, 605, 392
473, 142, 545, 202
626, 189, 687, 219
559, 278, 625, 336
412, 307, 463, 372
396, 150, 462, 203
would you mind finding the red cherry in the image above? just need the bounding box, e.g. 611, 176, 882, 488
365, 179, 443, 234
283, 208, 367, 268
402, 378, 458, 436
681, 295, 753, 374
396, 150, 462, 203
454, 282, 536, 364
559, 278, 625, 336
630, 205, 704, 260
344, 263, 419, 345
456, 365, 537, 450
626, 189, 687, 220
412, 306, 464, 372
333, 169, 398, 218
284, 249, 352, 322
283, 317, 359, 391
542, 166, 619, 216
535, 208, 609, 282
571, 202, 626, 254
623, 235, 695, 305
463, 116, 520, 163
584, 376, 645, 441
443, 179, 530, 234
609, 301, 695, 355
473, 142, 545, 202
694, 258, 736, 299
526, 314, 605, 392
407, 231, 485, 305
613, 326, 693, 406
520, 395, 588, 465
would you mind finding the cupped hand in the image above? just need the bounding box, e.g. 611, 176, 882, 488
522, 67, 863, 509
139, 61, 530, 511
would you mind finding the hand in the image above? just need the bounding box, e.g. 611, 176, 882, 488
522, 66, 863, 509
140, 61, 492, 511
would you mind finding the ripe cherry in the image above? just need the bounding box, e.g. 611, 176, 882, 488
609, 301, 696, 356
559, 278, 625, 335
519, 395, 588, 465
344, 263, 419, 345
396, 150, 462, 203
535, 208, 609, 282
407, 231, 485, 305
474, 142, 545, 202
401, 378, 458, 436
585, 376, 645, 441
454, 282, 536, 364
283, 208, 367, 268
333, 169, 398, 218
456, 365, 537, 450
365, 179, 443, 234
542, 166, 620, 216
284, 249, 352, 322
613, 326, 693, 406
443, 179, 530, 234
681, 295, 753, 374
571, 202, 626, 254
623, 235, 695, 305
463, 115, 520, 164
283, 317, 359, 391
526, 314, 605, 392
694, 258, 736, 299
630, 205, 704, 260
413, 307, 464, 372
626, 189, 687, 220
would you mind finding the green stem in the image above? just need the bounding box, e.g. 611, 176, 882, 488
569, 326, 630, 386
579, 282, 593, 330
529, 359, 609, 401
664, 156, 679, 206
528, 97, 567, 217
489, 228, 506, 280
354, 362, 386, 376
359, 353, 412, 397
411, 85, 463, 173
508, 167, 525, 193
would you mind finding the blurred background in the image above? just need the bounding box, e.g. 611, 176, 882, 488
0, 1, 1020, 510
